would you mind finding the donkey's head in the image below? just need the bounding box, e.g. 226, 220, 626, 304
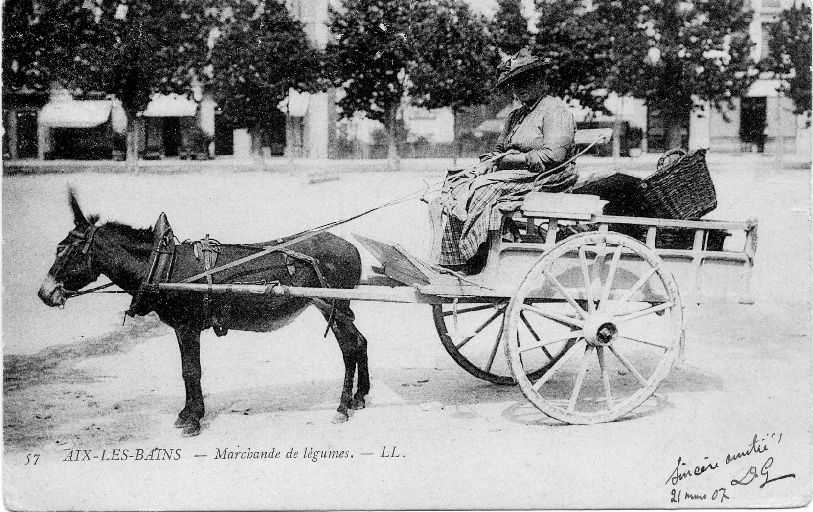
38, 189, 103, 307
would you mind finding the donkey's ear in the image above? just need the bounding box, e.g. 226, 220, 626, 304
68, 187, 89, 228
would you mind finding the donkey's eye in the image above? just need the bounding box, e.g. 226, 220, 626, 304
56, 245, 69, 256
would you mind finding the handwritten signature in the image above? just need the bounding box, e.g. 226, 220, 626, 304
731, 457, 796, 489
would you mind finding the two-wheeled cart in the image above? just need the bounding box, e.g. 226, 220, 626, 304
160, 189, 758, 425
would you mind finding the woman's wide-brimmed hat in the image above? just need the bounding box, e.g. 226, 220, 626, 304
495, 48, 552, 89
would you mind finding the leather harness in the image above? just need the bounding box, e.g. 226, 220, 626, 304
127, 213, 339, 336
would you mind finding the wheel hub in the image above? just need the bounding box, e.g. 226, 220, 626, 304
584, 315, 618, 347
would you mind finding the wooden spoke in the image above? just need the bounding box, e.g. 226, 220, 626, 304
522, 304, 584, 329
542, 269, 588, 319
484, 323, 504, 373
617, 302, 674, 323
455, 307, 505, 349
532, 340, 582, 391
617, 267, 658, 304
520, 312, 553, 359
578, 247, 595, 313
504, 232, 683, 424
619, 335, 670, 350
609, 345, 649, 388
597, 347, 614, 410
519, 330, 584, 354
568, 345, 595, 412
443, 303, 504, 317
598, 245, 622, 312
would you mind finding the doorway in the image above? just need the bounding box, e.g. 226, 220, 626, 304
163, 118, 181, 156
16, 111, 38, 158
740, 97, 767, 153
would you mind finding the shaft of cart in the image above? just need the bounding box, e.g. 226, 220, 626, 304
156, 282, 442, 304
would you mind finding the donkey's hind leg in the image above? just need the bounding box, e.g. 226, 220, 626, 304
350, 328, 370, 410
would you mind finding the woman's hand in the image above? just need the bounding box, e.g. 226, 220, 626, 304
524, 150, 545, 173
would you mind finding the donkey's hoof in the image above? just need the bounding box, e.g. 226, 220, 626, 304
174, 411, 201, 428
350, 398, 366, 410
181, 422, 201, 437
332, 411, 349, 424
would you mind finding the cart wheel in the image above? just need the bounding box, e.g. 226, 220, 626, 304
503, 232, 683, 424
433, 301, 562, 385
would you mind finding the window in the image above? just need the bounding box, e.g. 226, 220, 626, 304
761, 21, 777, 61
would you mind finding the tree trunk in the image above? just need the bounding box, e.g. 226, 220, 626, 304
665, 117, 685, 150
125, 111, 140, 173
612, 97, 624, 159
386, 105, 400, 171
452, 108, 459, 165
612, 116, 622, 159
250, 124, 263, 160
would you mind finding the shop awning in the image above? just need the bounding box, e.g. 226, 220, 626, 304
746, 79, 788, 98
142, 94, 198, 117
278, 90, 310, 117
39, 100, 112, 128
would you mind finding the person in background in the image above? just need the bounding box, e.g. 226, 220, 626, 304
435, 48, 578, 274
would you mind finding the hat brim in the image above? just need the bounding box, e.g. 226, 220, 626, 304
495, 60, 549, 89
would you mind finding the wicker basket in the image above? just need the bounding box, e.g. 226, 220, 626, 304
639, 148, 717, 220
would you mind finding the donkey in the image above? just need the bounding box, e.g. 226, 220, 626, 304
38, 191, 370, 436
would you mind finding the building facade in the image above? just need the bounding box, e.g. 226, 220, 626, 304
687, 0, 810, 156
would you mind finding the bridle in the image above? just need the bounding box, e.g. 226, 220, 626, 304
53, 224, 117, 298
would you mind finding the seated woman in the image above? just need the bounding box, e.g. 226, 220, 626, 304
435, 48, 578, 274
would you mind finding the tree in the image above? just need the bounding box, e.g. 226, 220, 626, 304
409, 0, 498, 161
32, 0, 211, 167
532, 0, 608, 114
767, 4, 811, 117
326, 0, 419, 169
592, 0, 757, 149
2, 0, 49, 94
209, 0, 323, 156
491, 0, 532, 56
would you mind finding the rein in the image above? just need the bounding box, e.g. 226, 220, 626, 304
65, 282, 131, 297
65, 134, 608, 294
180, 187, 429, 284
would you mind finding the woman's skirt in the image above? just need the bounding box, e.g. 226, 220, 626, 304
438, 166, 578, 265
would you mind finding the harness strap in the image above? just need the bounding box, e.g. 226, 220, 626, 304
193, 235, 221, 330
276, 248, 338, 337
126, 213, 175, 318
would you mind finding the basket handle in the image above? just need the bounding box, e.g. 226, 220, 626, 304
656, 148, 687, 171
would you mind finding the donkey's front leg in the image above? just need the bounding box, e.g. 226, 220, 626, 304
333, 347, 357, 424
174, 325, 204, 436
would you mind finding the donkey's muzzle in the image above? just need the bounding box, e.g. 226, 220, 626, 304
39, 275, 67, 307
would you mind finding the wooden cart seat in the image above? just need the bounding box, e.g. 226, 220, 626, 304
521, 191, 607, 220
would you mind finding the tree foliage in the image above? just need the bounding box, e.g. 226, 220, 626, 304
532, 0, 607, 113
491, 0, 531, 56
767, 4, 811, 115
33, 0, 211, 115
209, 0, 323, 133
326, 0, 416, 127
591, 0, 756, 140
2, 0, 49, 93
327, 0, 497, 165
409, 0, 497, 113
